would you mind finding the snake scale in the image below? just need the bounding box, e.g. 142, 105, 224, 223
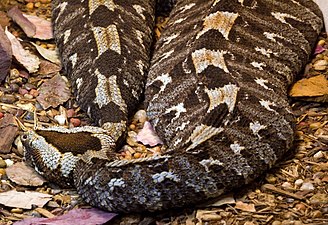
21, 0, 323, 213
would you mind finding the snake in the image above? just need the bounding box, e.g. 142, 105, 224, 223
21, 0, 323, 213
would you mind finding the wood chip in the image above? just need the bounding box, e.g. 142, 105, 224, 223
35, 207, 55, 218
0, 114, 18, 153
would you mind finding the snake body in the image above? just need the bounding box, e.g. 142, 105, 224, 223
21, 0, 323, 213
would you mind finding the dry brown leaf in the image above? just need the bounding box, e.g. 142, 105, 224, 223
38, 59, 61, 76
31, 42, 60, 65
6, 162, 46, 186
0, 190, 52, 209
23, 14, 53, 40
0, 11, 10, 28
36, 74, 71, 109
5, 28, 40, 73
34, 207, 55, 218
53, 194, 71, 205
289, 75, 328, 98
235, 201, 256, 212
8, 6, 36, 37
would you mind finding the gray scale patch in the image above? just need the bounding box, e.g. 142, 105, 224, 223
69, 53, 78, 68
63, 29, 71, 44
255, 78, 272, 90
132, 5, 146, 20
107, 178, 125, 191
92, 25, 121, 56
205, 84, 239, 113
54, 2, 68, 24
196, 11, 239, 40
27, 131, 61, 170
164, 103, 187, 121
152, 171, 180, 183
60, 152, 79, 177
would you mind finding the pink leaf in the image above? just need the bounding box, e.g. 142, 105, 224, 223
0, 190, 52, 209
8, 6, 36, 38
24, 14, 53, 40
8, 6, 53, 40
314, 45, 326, 55
6, 162, 46, 186
314, 0, 328, 32
14, 208, 117, 225
136, 121, 163, 147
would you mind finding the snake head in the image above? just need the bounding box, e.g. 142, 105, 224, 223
20, 126, 117, 187
20, 129, 77, 187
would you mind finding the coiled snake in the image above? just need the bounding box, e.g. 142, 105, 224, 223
21, 0, 323, 213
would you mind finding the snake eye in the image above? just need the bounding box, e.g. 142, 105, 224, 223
21, 134, 28, 141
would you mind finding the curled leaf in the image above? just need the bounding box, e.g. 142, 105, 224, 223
0, 114, 18, 153
38, 60, 61, 76
31, 42, 60, 65
5, 28, 40, 73
289, 75, 328, 98
314, 44, 326, 55
235, 201, 256, 212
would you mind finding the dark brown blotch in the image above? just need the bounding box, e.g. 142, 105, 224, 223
36, 130, 102, 154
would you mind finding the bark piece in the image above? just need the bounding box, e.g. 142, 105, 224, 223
0, 114, 18, 153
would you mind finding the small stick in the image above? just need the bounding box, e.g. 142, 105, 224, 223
261, 184, 304, 200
